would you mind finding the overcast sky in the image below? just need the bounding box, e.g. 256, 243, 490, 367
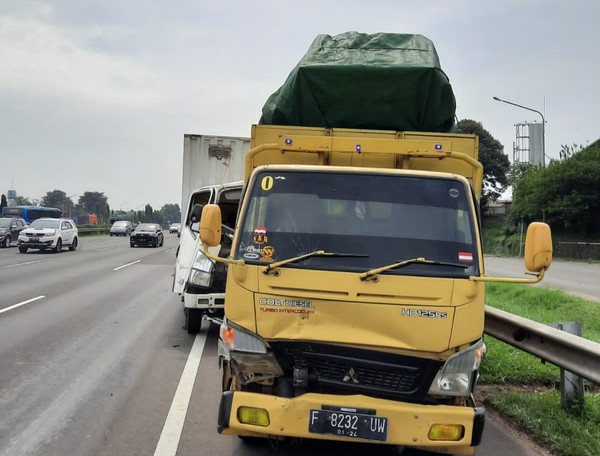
1, 0, 599, 212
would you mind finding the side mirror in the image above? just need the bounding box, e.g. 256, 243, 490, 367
524, 222, 553, 273
189, 204, 204, 224
200, 204, 222, 247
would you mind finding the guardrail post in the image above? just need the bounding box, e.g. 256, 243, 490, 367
557, 322, 585, 412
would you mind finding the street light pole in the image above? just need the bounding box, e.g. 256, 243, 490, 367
66, 194, 78, 219
493, 96, 546, 167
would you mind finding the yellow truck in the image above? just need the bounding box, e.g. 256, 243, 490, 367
196, 33, 553, 455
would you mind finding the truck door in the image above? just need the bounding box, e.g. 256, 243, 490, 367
173, 187, 214, 294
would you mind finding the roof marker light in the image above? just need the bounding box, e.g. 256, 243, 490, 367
435, 144, 443, 150
356, 145, 362, 153
285, 138, 292, 145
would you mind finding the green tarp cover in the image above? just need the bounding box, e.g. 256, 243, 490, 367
259, 32, 457, 132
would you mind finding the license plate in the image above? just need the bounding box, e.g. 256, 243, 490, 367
309, 409, 387, 441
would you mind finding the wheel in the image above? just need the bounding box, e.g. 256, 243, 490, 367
2, 236, 10, 248
184, 308, 202, 334
19, 246, 28, 253
110, 233, 113, 237
69, 237, 78, 251
130, 243, 135, 247
53, 239, 62, 253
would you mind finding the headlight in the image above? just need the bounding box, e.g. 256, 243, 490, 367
219, 318, 267, 354
428, 339, 486, 397
189, 251, 214, 288
44, 230, 56, 237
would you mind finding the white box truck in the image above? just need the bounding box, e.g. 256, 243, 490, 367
173, 134, 250, 333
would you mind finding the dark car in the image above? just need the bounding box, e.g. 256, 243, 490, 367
130, 223, 164, 248
0, 217, 28, 248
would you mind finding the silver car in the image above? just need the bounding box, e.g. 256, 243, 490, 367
110, 220, 133, 236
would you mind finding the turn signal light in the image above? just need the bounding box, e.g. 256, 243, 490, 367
428, 424, 464, 441
237, 406, 270, 427
221, 326, 235, 349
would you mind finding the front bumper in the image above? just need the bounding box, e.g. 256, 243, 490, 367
131, 237, 158, 245
218, 391, 484, 454
183, 291, 225, 310
18, 238, 57, 248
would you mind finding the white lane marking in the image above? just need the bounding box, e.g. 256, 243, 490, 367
154, 329, 208, 456
0, 295, 46, 315
162, 248, 176, 254
0, 258, 53, 269
113, 260, 141, 271
95, 247, 116, 252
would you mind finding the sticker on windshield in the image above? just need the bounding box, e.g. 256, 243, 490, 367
260, 245, 275, 262
261, 176, 274, 191
253, 227, 268, 245
458, 251, 473, 262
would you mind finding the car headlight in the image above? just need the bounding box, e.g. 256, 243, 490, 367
189, 251, 214, 288
44, 230, 56, 237
428, 339, 486, 397
0, 229, 7, 235
219, 318, 267, 354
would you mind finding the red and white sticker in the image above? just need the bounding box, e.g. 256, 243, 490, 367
458, 252, 473, 262
254, 227, 267, 234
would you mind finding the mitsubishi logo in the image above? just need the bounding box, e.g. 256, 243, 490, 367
342, 367, 360, 384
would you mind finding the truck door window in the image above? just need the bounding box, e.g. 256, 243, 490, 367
189, 191, 211, 233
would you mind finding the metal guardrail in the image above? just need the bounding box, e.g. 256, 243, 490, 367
485, 305, 600, 385
78, 227, 109, 235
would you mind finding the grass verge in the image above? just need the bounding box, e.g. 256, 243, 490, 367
481, 283, 600, 455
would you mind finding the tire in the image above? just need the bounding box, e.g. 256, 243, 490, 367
19, 246, 28, 253
69, 237, 78, 251
184, 308, 202, 334
130, 243, 135, 248
53, 239, 62, 253
110, 233, 113, 237
2, 236, 10, 248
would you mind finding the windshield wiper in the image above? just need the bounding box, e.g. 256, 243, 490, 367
263, 250, 369, 274
359, 257, 469, 281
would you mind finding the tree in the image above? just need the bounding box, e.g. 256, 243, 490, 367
16, 196, 32, 205
511, 140, 600, 234
41, 190, 73, 216
458, 119, 511, 209
1, 194, 6, 211
159, 203, 181, 224
79, 192, 109, 224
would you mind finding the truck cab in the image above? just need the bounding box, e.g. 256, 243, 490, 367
173, 180, 243, 333
198, 125, 552, 455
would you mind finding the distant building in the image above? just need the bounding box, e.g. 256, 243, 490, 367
484, 199, 512, 217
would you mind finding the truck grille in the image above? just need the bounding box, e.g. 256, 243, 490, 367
270, 341, 443, 402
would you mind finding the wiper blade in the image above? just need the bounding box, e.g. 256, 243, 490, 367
263, 250, 368, 274
359, 257, 468, 281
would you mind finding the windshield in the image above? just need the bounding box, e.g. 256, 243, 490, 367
0, 219, 13, 228
30, 219, 60, 229
113, 221, 129, 227
235, 170, 479, 278
135, 223, 157, 232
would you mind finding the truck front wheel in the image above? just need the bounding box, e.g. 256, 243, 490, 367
184, 308, 202, 334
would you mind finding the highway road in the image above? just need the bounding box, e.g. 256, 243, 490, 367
0, 237, 558, 456
485, 255, 600, 302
